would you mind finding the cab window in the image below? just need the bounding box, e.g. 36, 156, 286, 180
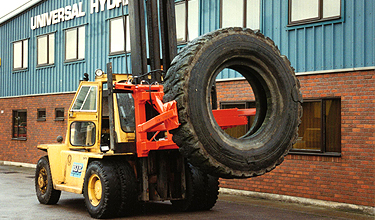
70, 121, 96, 146
71, 86, 97, 112
117, 93, 135, 132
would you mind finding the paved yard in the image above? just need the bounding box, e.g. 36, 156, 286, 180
0, 164, 372, 220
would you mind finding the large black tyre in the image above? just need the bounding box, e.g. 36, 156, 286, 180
201, 174, 220, 210
83, 160, 121, 219
164, 28, 302, 178
113, 160, 138, 217
171, 163, 219, 211
35, 156, 61, 205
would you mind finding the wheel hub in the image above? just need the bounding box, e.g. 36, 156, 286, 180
38, 167, 48, 194
88, 174, 102, 206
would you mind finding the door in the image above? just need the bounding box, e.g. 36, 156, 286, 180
68, 81, 101, 152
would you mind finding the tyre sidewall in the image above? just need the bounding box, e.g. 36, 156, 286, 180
35, 156, 60, 204
185, 30, 300, 174
83, 162, 103, 217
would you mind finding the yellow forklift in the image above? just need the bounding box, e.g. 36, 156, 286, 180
35, 0, 302, 218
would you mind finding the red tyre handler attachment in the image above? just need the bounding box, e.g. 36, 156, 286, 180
114, 82, 255, 157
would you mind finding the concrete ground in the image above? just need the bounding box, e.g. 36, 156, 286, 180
0, 164, 373, 220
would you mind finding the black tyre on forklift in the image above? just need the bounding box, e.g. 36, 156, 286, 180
35, 156, 61, 205
113, 159, 138, 217
171, 163, 219, 211
83, 160, 122, 219
164, 27, 302, 178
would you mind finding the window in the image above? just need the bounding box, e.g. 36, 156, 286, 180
292, 98, 341, 154
37, 33, 55, 66
110, 16, 131, 55
221, 0, 260, 30
117, 93, 135, 132
175, 0, 199, 43
220, 102, 255, 138
65, 26, 85, 61
71, 86, 98, 112
70, 121, 96, 146
55, 108, 65, 121
37, 109, 46, 121
13, 39, 28, 70
12, 110, 27, 139
289, 0, 341, 25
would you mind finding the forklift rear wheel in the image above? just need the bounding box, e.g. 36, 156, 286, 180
114, 160, 138, 217
83, 161, 121, 219
164, 27, 302, 178
35, 156, 61, 205
171, 163, 219, 211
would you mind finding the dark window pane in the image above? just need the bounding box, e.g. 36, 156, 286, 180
325, 99, 341, 152
12, 110, 27, 138
294, 101, 322, 151
37, 109, 46, 121
55, 108, 64, 120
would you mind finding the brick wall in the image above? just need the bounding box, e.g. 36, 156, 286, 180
217, 70, 375, 207
0, 70, 373, 207
0, 93, 74, 164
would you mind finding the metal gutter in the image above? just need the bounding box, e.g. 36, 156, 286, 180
0, 91, 76, 99
295, 66, 375, 76
0, 0, 43, 25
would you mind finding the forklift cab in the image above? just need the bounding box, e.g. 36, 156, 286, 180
67, 74, 136, 153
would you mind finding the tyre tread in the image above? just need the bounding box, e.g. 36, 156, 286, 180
164, 28, 302, 178
35, 156, 61, 205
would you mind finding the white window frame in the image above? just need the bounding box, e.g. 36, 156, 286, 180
288, 0, 342, 26
37, 33, 55, 66
220, 0, 261, 30
65, 26, 85, 62
109, 16, 131, 55
13, 39, 28, 71
175, 0, 199, 43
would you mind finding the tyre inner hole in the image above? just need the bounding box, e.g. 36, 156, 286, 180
208, 64, 269, 140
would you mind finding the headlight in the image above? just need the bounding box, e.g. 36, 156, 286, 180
95, 69, 104, 77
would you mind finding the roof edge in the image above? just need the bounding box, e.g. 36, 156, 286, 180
0, 0, 43, 25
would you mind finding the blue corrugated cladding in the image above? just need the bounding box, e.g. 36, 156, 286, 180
275, 0, 375, 73
0, 0, 374, 96
0, 0, 130, 97
209, 0, 374, 79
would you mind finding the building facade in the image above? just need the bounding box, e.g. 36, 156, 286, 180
0, 0, 374, 208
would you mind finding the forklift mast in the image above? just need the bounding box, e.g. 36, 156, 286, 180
107, 0, 178, 153
129, 0, 177, 82
106, 0, 181, 202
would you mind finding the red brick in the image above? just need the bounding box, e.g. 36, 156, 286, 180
216, 70, 375, 207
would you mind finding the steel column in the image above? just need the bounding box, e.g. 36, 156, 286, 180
129, 0, 148, 80
159, 0, 177, 72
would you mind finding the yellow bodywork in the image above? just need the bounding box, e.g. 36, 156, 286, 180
37, 74, 135, 194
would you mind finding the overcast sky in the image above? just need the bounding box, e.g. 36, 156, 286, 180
0, 0, 31, 18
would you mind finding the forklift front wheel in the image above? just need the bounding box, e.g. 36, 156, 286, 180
35, 156, 61, 205
83, 161, 121, 219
